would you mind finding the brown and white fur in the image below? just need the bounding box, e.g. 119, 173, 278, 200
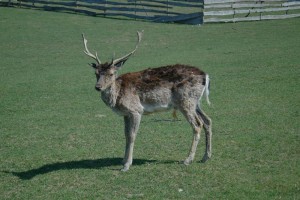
82, 31, 212, 171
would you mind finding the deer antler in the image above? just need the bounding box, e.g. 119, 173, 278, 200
112, 30, 143, 67
82, 34, 101, 65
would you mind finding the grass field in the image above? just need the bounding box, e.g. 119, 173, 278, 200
0, 7, 299, 199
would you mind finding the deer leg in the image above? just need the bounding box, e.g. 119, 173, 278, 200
182, 111, 203, 165
123, 116, 130, 165
196, 105, 212, 162
172, 109, 178, 120
122, 113, 141, 172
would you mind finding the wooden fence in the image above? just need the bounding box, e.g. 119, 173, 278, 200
0, 0, 204, 24
204, 0, 300, 23
1, 0, 299, 24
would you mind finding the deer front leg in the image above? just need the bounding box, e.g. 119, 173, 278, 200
122, 113, 141, 172
123, 116, 130, 165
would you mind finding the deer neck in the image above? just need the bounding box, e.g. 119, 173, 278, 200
100, 81, 120, 108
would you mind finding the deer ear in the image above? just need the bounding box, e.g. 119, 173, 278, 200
89, 63, 98, 69
113, 58, 129, 69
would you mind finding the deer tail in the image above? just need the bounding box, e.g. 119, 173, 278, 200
204, 74, 211, 106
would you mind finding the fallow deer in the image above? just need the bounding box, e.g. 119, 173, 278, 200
82, 31, 212, 171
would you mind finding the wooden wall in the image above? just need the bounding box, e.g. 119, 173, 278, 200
204, 0, 300, 23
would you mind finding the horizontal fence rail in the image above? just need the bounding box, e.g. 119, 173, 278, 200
0, 0, 204, 24
204, 0, 300, 23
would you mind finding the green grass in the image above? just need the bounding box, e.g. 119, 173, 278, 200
0, 7, 299, 199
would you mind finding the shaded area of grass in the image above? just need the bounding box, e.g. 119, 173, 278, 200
3, 158, 157, 180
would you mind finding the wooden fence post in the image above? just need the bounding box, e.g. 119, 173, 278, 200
233, 1, 235, 21
135, 0, 137, 20
106, 0, 108, 17
167, 0, 169, 16
260, 1, 262, 21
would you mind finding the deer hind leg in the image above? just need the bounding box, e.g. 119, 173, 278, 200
181, 109, 203, 165
172, 109, 178, 120
196, 105, 212, 162
122, 113, 141, 172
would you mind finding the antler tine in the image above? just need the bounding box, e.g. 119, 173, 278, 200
82, 33, 101, 64
136, 30, 143, 46
112, 30, 144, 66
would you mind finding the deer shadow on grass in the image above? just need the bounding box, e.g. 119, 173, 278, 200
3, 157, 160, 180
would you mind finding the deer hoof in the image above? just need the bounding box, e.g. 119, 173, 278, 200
121, 168, 129, 172
201, 154, 211, 163
183, 158, 192, 166
121, 164, 130, 172
121, 167, 129, 172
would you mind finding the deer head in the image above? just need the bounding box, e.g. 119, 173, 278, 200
82, 31, 143, 91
